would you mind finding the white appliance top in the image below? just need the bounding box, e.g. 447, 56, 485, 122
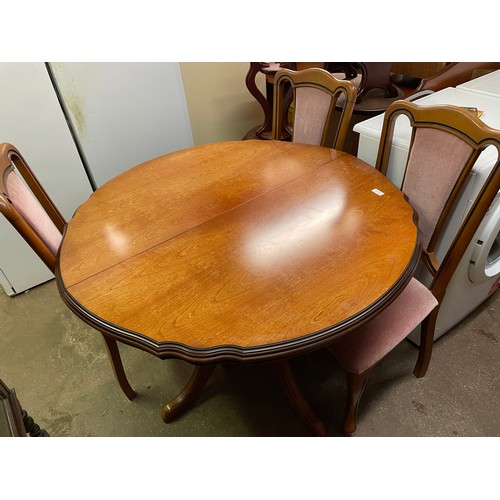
353, 87, 500, 149
457, 69, 500, 98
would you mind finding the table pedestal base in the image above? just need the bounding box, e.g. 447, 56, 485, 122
161, 365, 216, 423
160, 361, 326, 437
272, 360, 326, 437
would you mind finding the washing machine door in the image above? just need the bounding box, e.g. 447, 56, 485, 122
469, 193, 500, 284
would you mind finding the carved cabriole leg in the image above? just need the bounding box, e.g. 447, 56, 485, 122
344, 368, 372, 436
272, 359, 326, 437
102, 335, 137, 401
413, 308, 439, 378
161, 365, 216, 423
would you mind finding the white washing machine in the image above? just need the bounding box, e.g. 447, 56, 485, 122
353, 86, 500, 343
437, 192, 500, 331
413, 189, 500, 342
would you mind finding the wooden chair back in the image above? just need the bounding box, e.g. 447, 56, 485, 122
272, 67, 357, 150
0, 143, 66, 273
376, 101, 500, 302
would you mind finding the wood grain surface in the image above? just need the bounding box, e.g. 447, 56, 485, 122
57, 140, 419, 362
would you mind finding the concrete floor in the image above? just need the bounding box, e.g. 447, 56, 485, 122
0, 278, 498, 437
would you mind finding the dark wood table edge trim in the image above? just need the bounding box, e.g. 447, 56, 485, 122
55, 234, 421, 365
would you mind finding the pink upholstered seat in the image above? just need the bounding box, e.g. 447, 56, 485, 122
330, 278, 437, 375
272, 67, 357, 151
327, 101, 500, 435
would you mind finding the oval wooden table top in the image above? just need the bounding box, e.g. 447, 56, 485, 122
57, 140, 420, 364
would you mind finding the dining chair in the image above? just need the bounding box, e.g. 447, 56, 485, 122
327, 101, 500, 435
0, 143, 137, 402
272, 67, 357, 151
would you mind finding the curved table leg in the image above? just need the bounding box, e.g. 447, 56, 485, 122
161, 365, 216, 423
272, 359, 326, 437
102, 335, 137, 401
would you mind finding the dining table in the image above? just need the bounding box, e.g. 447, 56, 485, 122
56, 139, 420, 436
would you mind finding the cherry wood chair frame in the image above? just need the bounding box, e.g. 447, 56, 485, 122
328, 101, 500, 434
379, 101, 500, 376
272, 67, 357, 151
0, 145, 65, 270
0, 143, 137, 403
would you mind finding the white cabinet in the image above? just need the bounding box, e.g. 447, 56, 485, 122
457, 69, 500, 98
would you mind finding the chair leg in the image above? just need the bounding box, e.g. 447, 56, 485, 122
413, 308, 439, 378
344, 368, 372, 436
102, 335, 137, 401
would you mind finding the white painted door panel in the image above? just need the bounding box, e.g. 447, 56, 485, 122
49, 62, 194, 187
0, 63, 93, 295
